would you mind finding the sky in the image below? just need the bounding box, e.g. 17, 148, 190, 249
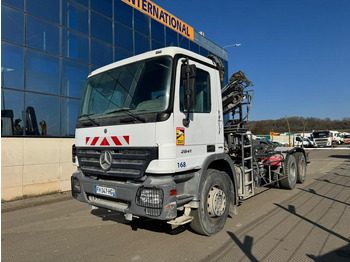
151, 0, 350, 121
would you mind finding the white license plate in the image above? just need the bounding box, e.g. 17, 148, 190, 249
95, 185, 116, 197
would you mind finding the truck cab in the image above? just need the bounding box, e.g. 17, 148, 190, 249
312, 130, 332, 147
72, 47, 227, 228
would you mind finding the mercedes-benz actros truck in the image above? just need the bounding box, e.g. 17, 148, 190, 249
71, 47, 307, 235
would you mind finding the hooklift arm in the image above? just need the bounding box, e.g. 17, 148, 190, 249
208, 55, 254, 129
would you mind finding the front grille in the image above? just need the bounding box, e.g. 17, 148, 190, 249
315, 139, 328, 146
77, 147, 158, 179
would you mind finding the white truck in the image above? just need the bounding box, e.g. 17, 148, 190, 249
71, 47, 307, 235
294, 136, 313, 148
312, 130, 332, 147
330, 130, 341, 145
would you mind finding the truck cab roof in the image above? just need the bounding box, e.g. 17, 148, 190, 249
89, 47, 216, 78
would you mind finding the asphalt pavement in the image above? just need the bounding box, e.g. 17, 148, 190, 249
1, 148, 350, 261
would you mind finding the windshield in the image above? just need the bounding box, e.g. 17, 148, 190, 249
313, 131, 330, 138
79, 56, 172, 119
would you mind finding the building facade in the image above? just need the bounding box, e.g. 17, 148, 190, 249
1, 0, 228, 200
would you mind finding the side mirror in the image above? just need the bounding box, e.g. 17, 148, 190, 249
181, 60, 196, 126
181, 63, 196, 111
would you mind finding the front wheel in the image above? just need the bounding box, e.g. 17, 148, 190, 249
190, 170, 232, 236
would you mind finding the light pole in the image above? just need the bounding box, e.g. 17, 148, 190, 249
223, 43, 242, 49
285, 115, 292, 147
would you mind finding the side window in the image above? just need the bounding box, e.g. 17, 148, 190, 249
180, 67, 211, 113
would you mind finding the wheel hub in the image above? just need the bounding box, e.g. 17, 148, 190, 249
207, 186, 226, 217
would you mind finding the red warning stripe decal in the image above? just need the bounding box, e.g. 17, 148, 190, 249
85, 136, 130, 146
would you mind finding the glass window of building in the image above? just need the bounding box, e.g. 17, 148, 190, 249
1, 0, 228, 138
151, 20, 165, 44
151, 40, 165, 51
190, 42, 200, 54
62, 29, 89, 63
134, 10, 150, 36
62, 0, 88, 35
115, 0, 132, 28
27, 15, 60, 55
27, 0, 60, 23
26, 49, 60, 95
166, 27, 178, 46
200, 47, 209, 57
223, 60, 229, 84
91, 0, 112, 18
73, 0, 88, 7
91, 11, 113, 43
134, 32, 150, 55
25, 93, 60, 136
91, 39, 113, 67
1, 42, 24, 90
62, 59, 89, 98
1, 5, 24, 45
61, 98, 80, 137
179, 36, 189, 50
1, 89, 24, 136
2, 0, 24, 10
115, 47, 133, 61
115, 23, 133, 53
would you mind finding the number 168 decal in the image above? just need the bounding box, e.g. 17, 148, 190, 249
177, 162, 186, 168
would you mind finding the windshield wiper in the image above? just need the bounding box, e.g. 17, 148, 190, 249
79, 114, 100, 126
106, 108, 146, 123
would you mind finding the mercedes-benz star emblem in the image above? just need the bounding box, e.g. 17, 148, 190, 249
99, 150, 113, 171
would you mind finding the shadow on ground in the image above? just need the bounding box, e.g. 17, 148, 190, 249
307, 244, 350, 262
328, 154, 350, 159
91, 208, 187, 235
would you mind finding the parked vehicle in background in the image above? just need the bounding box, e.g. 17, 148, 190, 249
294, 136, 314, 148
343, 134, 350, 144
308, 136, 315, 146
312, 130, 332, 147
330, 130, 341, 145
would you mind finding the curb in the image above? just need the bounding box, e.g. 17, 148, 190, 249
1, 191, 73, 213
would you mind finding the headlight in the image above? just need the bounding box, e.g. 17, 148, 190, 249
71, 177, 81, 197
136, 187, 163, 216
136, 187, 163, 208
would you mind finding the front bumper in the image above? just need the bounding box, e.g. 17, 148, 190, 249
71, 170, 178, 220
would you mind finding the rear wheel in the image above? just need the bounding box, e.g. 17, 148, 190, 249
295, 152, 306, 183
280, 154, 297, 189
190, 170, 232, 236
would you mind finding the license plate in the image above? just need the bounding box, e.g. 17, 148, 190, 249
95, 185, 116, 197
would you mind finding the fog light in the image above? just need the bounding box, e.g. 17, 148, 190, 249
136, 187, 163, 209
71, 177, 81, 196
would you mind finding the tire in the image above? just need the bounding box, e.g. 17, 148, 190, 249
280, 154, 297, 190
295, 152, 306, 184
190, 170, 232, 236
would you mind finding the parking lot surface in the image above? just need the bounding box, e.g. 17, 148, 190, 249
2, 148, 350, 261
